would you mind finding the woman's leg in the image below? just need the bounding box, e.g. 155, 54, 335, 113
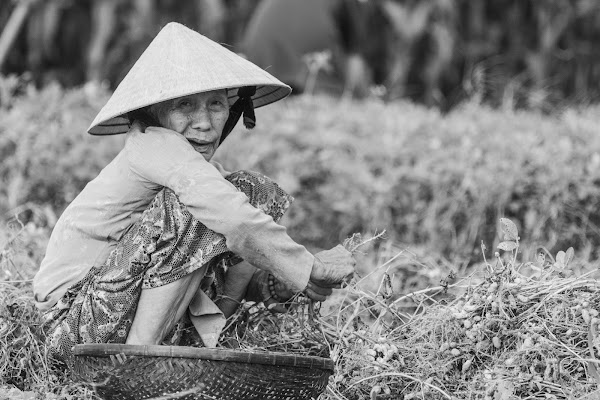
126, 266, 205, 345
215, 260, 257, 318
128, 258, 260, 344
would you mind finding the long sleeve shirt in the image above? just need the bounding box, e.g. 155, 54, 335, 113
33, 125, 313, 311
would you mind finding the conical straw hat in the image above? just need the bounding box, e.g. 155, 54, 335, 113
88, 22, 291, 135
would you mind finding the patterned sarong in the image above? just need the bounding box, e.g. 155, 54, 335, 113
43, 170, 292, 366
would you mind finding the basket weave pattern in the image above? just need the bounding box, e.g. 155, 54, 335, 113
73, 344, 333, 400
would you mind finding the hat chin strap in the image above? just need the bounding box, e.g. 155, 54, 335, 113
219, 86, 257, 145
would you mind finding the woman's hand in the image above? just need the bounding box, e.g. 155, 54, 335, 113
308, 245, 356, 294
243, 244, 356, 308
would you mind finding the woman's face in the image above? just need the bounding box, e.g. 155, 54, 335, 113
152, 89, 230, 161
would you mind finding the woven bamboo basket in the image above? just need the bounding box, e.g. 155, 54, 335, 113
73, 344, 334, 400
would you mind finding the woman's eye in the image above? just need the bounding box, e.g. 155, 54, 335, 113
176, 100, 193, 108
210, 99, 227, 109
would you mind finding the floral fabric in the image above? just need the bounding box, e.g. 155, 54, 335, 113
43, 170, 292, 367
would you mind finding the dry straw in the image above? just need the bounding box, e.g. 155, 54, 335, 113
3, 221, 600, 399
320, 220, 600, 399
223, 222, 600, 400
0, 224, 98, 399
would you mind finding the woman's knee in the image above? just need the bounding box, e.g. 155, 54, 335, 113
226, 170, 293, 223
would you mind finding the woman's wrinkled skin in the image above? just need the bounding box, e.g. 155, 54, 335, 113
149, 89, 230, 161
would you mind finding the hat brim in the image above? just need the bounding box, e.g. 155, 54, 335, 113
88, 84, 290, 136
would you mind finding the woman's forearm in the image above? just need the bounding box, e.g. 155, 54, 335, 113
127, 126, 313, 292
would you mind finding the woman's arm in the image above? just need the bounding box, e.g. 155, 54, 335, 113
126, 124, 313, 292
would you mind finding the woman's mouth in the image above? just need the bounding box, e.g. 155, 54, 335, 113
188, 140, 215, 161
187, 140, 215, 156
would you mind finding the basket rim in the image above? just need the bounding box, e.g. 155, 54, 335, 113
74, 344, 334, 371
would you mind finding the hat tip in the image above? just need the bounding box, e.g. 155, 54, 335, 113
161, 21, 205, 38
163, 21, 186, 31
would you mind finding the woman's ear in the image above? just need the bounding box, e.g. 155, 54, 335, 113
127, 108, 161, 130
130, 120, 145, 133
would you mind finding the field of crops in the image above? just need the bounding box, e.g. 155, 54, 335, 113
2, 78, 600, 399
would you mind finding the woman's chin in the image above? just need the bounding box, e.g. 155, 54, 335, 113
189, 143, 215, 160
196, 148, 214, 161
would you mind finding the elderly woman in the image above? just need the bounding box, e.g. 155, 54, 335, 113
33, 23, 355, 367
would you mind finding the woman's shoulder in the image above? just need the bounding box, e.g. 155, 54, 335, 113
123, 125, 222, 186
125, 125, 189, 155
124, 125, 196, 172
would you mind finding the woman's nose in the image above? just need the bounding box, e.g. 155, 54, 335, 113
190, 108, 212, 131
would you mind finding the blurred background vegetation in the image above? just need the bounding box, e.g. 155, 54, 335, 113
1, 0, 600, 110
1, 0, 600, 268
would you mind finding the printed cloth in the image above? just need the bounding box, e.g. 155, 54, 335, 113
43, 170, 292, 367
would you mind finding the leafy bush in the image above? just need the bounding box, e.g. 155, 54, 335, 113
0, 79, 122, 224
2, 81, 600, 262
218, 96, 600, 260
